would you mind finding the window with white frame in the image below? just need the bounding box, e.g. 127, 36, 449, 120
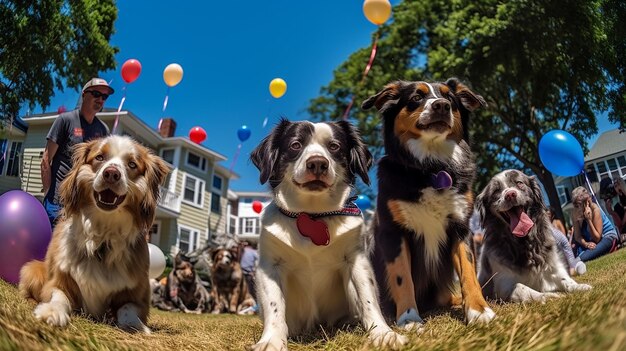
186, 151, 207, 171
182, 174, 205, 207
594, 156, 626, 180
3, 141, 22, 177
160, 148, 175, 165
229, 216, 237, 234
557, 185, 570, 205
177, 226, 200, 253
239, 217, 259, 235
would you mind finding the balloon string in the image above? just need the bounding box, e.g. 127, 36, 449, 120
582, 169, 617, 234
112, 86, 127, 134
229, 143, 243, 173
343, 32, 379, 120
162, 86, 171, 114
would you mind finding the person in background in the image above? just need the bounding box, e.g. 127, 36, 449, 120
548, 206, 567, 235
547, 209, 586, 276
240, 241, 259, 300
601, 177, 626, 238
41, 78, 113, 228
571, 186, 619, 261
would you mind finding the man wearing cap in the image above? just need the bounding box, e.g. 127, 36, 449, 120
41, 78, 113, 227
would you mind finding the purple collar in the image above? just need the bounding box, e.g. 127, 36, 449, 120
431, 170, 453, 190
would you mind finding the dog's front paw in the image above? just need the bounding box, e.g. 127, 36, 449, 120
397, 308, 425, 332
34, 302, 70, 327
370, 327, 408, 349
117, 303, 151, 334
575, 283, 592, 291
538, 292, 562, 303
467, 306, 496, 325
249, 337, 288, 351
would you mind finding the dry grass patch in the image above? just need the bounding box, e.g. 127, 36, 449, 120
2, 249, 626, 350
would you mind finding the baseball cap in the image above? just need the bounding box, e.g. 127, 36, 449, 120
82, 78, 114, 95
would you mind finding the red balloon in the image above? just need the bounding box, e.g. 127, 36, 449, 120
252, 200, 263, 214
121, 59, 142, 83
189, 126, 207, 144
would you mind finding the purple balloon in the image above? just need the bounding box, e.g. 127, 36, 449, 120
0, 190, 52, 284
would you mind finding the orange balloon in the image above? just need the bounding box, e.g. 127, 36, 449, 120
363, 0, 392, 25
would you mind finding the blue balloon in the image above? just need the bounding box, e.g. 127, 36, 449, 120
538, 130, 584, 177
354, 194, 372, 211
237, 125, 251, 142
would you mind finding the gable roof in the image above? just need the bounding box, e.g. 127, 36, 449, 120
585, 128, 626, 161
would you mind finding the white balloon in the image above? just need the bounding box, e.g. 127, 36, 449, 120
148, 243, 166, 279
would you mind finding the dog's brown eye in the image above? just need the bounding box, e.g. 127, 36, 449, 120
411, 95, 422, 103
95, 155, 104, 161
328, 142, 340, 151
128, 161, 137, 169
516, 181, 524, 188
290, 141, 302, 150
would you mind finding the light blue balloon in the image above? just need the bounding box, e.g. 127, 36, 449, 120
538, 130, 584, 177
355, 194, 372, 210
237, 125, 251, 142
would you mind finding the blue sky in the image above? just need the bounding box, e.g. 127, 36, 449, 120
20, 0, 619, 193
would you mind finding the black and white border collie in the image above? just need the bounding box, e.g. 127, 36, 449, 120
249, 119, 406, 350
362, 78, 495, 330
476, 169, 592, 302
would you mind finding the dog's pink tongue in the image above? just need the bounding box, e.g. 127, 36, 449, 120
509, 207, 534, 237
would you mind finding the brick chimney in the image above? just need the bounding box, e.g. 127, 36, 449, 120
159, 118, 177, 138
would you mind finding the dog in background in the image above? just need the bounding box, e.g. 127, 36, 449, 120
475, 169, 592, 302
249, 119, 406, 350
19, 135, 169, 333
362, 78, 495, 330
157, 253, 213, 314
210, 248, 255, 314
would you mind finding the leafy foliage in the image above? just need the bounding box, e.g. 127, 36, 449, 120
308, 0, 626, 212
0, 0, 118, 126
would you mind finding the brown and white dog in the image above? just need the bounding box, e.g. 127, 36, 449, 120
210, 248, 255, 314
249, 119, 406, 350
19, 135, 169, 333
362, 79, 495, 330
476, 170, 592, 302
157, 253, 214, 314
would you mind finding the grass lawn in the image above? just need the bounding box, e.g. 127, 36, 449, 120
2, 249, 626, 351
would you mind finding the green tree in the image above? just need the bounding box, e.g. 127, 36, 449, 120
0, 0, 118, 129
308, 0, 626, 218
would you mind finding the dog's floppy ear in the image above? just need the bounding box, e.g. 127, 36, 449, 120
527, 175, 545, 205
445, 78, 487, 112
59, 139, 97, 215
475, 184, 490, 226
335, 120, 373, 185
139, 151, 171, 232
361, 82, 402, 114
250, 119, 290, 185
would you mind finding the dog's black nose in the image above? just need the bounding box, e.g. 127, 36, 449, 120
103, 166, 121, 184
306, 156, 329, 177
432, 98, 451, 114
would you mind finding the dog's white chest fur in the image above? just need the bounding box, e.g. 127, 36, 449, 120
57, 220, 139, 316
391, 188, 468, 267
260, 205, 365, 332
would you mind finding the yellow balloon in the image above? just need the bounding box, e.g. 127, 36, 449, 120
363, 0, 392, 25
269, 78, 287, 98
163, 63, 184, 87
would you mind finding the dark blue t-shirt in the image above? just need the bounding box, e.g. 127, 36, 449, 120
45, 109, 109, 204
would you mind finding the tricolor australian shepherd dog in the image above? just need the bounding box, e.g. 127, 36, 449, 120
250, 119, 406, 350
475, 170, 592, 302
362, 78, 495, 330
19, 135, 169, 332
